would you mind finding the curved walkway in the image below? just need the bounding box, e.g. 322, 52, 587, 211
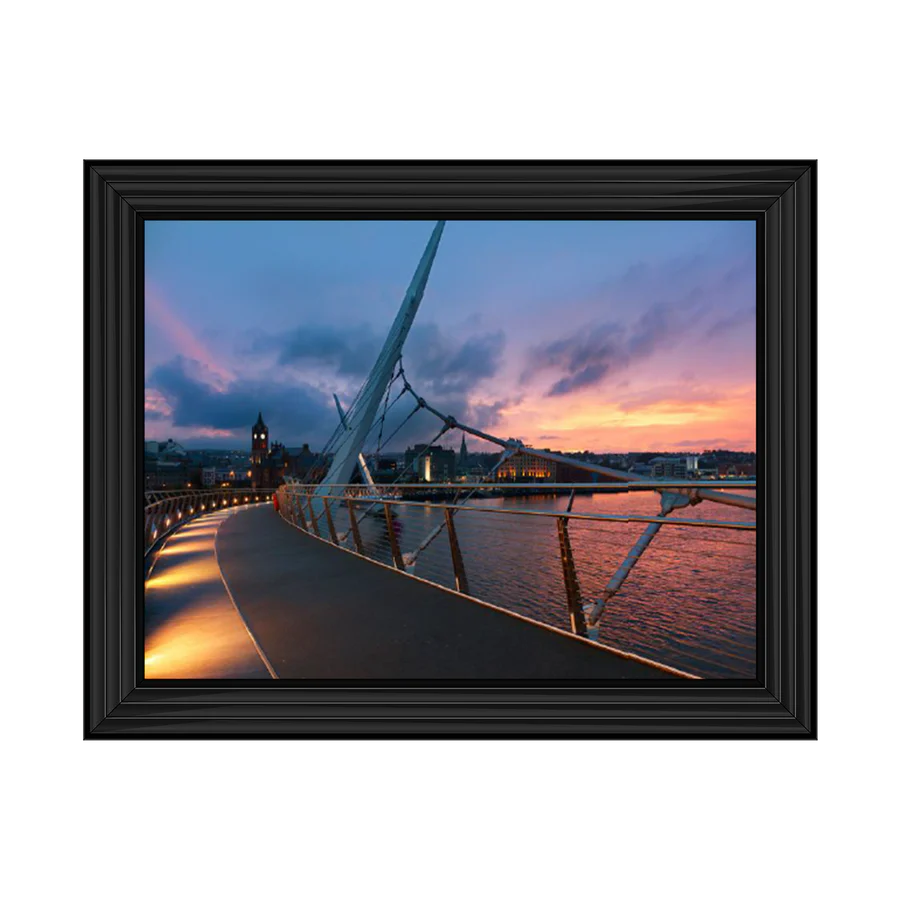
214, 505, 680, 679
145, 504, 682, 680
144, 509, 274, 679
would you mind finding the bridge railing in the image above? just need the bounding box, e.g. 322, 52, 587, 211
144, 487, 274, 556
275, 480, 757, 678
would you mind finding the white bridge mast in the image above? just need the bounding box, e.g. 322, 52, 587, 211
316, 221, 445, 496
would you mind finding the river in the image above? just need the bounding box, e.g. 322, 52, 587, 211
345, 489, 757, 679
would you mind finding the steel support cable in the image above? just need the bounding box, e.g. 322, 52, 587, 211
321, 393, 419, 492
303, 369, 411, 485
397, 376, 756, 618
339, 324, 410, 429
402, 446, 517, 569
374, 397, 422, 454
374, 368, 395, 465
332, 420, 452, 541
302, 365, 406, 480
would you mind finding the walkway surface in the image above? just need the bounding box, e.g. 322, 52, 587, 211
145, 504, 680, 679
144, 510, 273, 678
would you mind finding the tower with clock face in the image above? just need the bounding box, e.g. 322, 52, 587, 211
251, 411, 269, 465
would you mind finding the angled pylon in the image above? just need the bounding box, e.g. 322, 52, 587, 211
316, 221, 445, 498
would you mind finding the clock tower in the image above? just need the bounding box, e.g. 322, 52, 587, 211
251, 411, 269, 465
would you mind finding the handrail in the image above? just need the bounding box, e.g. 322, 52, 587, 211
143, 487, 274, 556
315, 495, 754, 530
285, 479, 757, 491
275, 480, 756, 676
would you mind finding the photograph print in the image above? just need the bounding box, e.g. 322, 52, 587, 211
144, 219, 757, 681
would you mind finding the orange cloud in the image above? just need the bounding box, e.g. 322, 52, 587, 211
499, 382, 755, 452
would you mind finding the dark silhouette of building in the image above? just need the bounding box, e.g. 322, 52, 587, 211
251, 412, 269, 465
250, 415, 319, 488
458, 434, 469, 472
403, 444, 456, 482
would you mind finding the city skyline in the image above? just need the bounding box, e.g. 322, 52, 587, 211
145, 220, 756, 453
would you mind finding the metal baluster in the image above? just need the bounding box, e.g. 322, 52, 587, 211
306, 495, 320, 537
293, 493, 308, 531
322, 497, 339, 544
556, 491, 587, 637
382, 503, 406, 571
444, 508, 469, 595
346, 497, 365, 554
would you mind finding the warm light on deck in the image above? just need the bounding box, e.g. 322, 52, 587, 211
145, 608, 264, 679
158, 539, 214, 557
144, 503, 268, 679
145, 557, 221, 590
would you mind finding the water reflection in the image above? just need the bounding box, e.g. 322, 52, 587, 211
348, 490, 755, 678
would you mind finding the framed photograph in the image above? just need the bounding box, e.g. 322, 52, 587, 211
85, 161, 815, 738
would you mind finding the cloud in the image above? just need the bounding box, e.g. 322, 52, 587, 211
149, 316, 514, 452
705, 306, 755, 338
148, 356, 334, 443
373, 323, 514, 445
615, 384, 726, 413
373, 391, 521, 453
530, 300, 698, 397
522, 246, 754, 398
405, 324, 506, 396
330, 322, 517, 451
252, 323, 383, 377
468, 397, 519, 430
144, 388, 172, 422
672, 438, 732, 448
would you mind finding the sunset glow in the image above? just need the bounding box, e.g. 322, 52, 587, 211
145, 220, 755, 453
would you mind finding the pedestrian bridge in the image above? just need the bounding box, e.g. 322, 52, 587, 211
144, 496, 694, 680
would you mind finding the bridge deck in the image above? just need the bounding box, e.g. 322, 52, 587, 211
201, 505, 677, 679
144, 510, 273, 679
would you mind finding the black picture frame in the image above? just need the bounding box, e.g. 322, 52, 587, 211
85, 160, 815, 738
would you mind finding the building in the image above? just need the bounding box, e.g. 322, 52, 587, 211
285, 444, 317, 480
648, 456, 699, 479
403, 444, 456, 482
718, 461, 756, 478
250, 412, 282, 489
458, 434, 470, 472
497, 450, 555, 482
250, 412, 269, 465
250, 414, 319, 488
144, 439, 193, 490
555, 461, 597, 483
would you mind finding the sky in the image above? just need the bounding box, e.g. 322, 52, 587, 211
145, 219, 756, 454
